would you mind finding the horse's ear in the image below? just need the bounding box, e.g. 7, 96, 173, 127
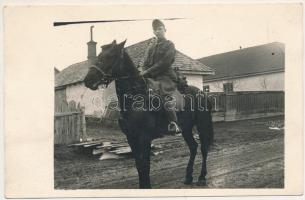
112, 40, 117, 45
122, 39, 127, 46
117, 39, 127, 50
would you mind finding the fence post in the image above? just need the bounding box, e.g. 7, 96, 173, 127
224, 93, 237, 121
224, 93, 227, 121
81, 106, 87, 142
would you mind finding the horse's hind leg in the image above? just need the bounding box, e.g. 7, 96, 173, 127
196, 112, 213, 186
197, 133, 209, 186
181, 123, 198, 185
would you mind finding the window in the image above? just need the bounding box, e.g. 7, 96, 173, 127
203, 85, 210, 92
223, 82, 233, 93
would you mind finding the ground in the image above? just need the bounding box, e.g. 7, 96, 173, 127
54, 116, 284, 189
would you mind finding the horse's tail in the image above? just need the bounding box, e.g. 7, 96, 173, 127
189, 86, 214, 148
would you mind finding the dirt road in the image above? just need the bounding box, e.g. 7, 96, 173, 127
54, 116, 284, 189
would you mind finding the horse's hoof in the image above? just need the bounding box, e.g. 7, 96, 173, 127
196, 178, 207, 186
183, 177, 193, 185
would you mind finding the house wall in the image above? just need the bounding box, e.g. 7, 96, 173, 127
203, 72, 284, 92
184, 74, 203, 90
65, 82, 117, 117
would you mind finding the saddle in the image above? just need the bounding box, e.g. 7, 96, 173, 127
145, 78, 184, 112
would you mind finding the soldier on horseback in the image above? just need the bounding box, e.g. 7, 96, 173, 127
84, 25, 214, 187
140, 19, 182, 134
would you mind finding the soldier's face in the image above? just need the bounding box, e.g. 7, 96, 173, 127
153, 26, 166, 38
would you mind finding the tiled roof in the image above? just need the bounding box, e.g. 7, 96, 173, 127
55, 60, 90, 88
198, 42, 285, 81
55, 38, 214, 88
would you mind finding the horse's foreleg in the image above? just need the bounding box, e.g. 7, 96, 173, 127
182, 127, 198, 185
129, 135, 152, 189
138, 135, 152, 189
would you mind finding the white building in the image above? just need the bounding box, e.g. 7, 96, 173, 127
55, 38, 214, 118
198, 42, 285, 92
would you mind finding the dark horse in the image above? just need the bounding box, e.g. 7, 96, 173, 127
84, 40, 214, 188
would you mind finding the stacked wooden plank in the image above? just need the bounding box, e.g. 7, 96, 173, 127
69, 139, 163, 160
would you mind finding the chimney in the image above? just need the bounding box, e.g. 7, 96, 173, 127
87, 26, 97, 64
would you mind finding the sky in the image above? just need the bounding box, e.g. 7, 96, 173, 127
53, 4, 293, 70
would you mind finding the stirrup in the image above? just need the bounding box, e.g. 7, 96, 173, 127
168, 121, 182, 134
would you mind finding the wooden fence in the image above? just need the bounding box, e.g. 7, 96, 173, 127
207, 91, 284, 121
54, 100, 87, 145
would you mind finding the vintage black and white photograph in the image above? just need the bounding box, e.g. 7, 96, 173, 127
4, 3, 304, 198
53, 5, 287, 190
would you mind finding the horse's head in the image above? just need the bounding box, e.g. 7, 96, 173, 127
84, 39, 126, 90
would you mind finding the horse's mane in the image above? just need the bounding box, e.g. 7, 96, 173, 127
122, 50, 139, 75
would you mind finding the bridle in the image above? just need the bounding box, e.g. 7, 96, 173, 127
89, 64, 113, 88
90, 65, 112, 78
89, 51, 142, 87
88, 49, 149, 94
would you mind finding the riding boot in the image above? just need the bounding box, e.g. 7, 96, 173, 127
165, 110, 182, 134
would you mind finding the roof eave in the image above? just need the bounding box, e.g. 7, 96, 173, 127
181, 70, 215, 75
203, 69, 284, 82
55, 80, 84, 90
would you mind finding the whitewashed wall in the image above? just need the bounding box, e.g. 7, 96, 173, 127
184, 74, 203, 90
203, 72, 284, 92
66, 82, 117, 117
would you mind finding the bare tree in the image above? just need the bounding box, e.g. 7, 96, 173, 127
259, 76, 268, 91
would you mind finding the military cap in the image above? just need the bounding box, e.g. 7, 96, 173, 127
152, 19, 165, 30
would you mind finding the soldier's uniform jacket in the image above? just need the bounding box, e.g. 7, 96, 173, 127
143, 38, 178, 95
